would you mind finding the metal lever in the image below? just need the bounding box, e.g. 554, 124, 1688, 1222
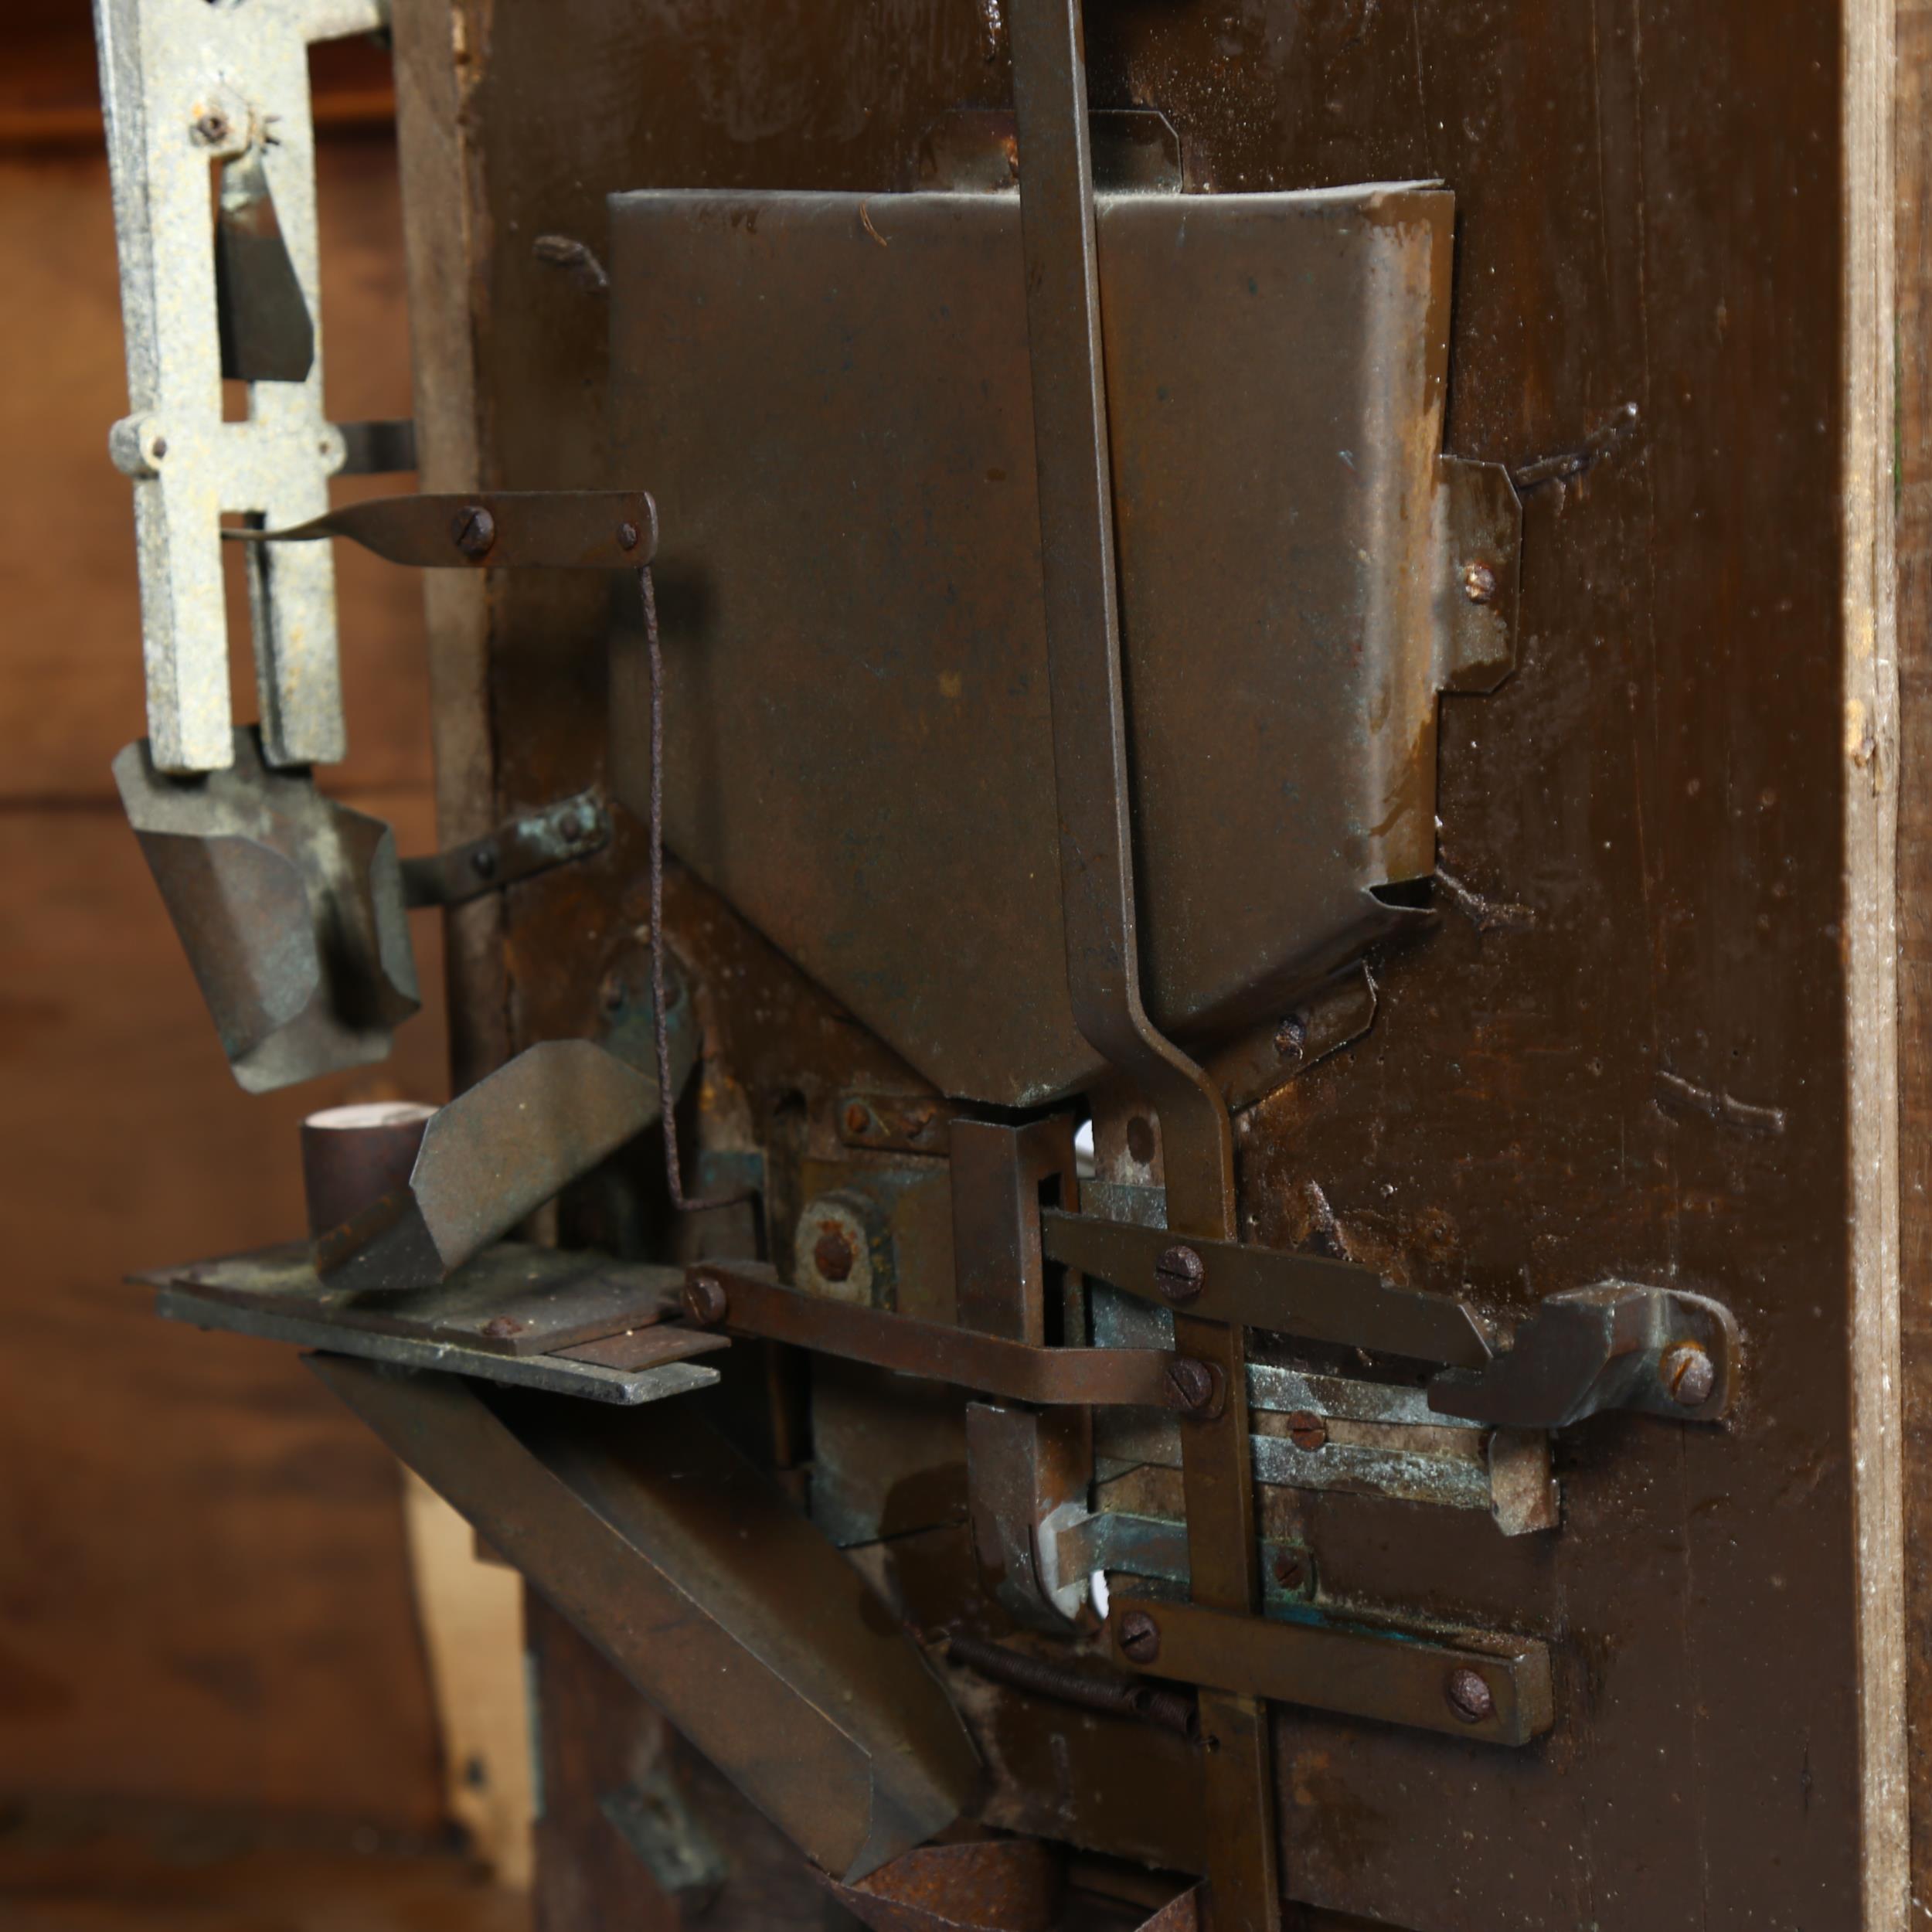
1005, 4, 1277, 1927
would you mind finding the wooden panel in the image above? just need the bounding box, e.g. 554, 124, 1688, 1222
394, 0, 1913, 1924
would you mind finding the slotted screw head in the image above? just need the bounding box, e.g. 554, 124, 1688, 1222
1153, 1243, 1206, 1304
1285, 1410, 1328, 1452
683, 1273, 729, 1328
1117, 1611, 1161, 1665
1661, 1339, 1716, 1407
451, 503, 496, 556
1164, 1355, 1221, 1417
1445, 1668, 1495, 1723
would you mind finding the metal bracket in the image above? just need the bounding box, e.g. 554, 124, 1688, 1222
94, 0, 388, 775
401, 790, 611, 909
1428, 1281, 1739, 1429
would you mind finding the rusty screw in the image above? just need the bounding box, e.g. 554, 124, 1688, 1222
1153, 1243, 1206, 1304
1660, 1339, 1716, 1407
1270, 1549, 1307, 1593
1117, 1611, 1161, 1665
1284, 1410, 1328, 1452
481, 1315, 523, 1340
451, 503, 496, 557
812, 1226, 855, 1284
1445, 1668, 1495, 1724
843, 1101, 874, 1138
192, 110, 232, 146
683, 1272, 729, 1328
1164, 1355, 1222, 1417
1461, 560, 1498, 604
616, 519, 641, 551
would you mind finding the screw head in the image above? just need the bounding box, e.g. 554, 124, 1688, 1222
1285, 1410, 1328, 1452
617, 520, 641, 551
451, 503, 497, 557
471, 844, 499, 879
481, 1315, 523, 1339
1445, 1667, 1495, 1723
1153, 1243, 1206, 1304
1117, 1611, 1161, 1665
192, 111, 232, 147
1270, 1549, 1306, 1592
1660, 1339, 1716, 1407
1461, 560, 1498, 605
1164, 1355, 1222, 1417
843, 1101, 874, 1138
1274, 1012, 1309, 1058
812, 1226, 856, 1284
150, 437, 168, 460
682, 1273, 729, 1328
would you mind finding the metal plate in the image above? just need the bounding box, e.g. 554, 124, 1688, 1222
145, 1240, 691, 1355
608, 185, 1518, 1106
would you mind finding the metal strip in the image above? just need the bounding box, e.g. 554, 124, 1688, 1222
685, 1264, 1179, 1408
154, 1287, 720, 1407
226, 489, 658, 569
1005, 5, 1277, 1920
402, 791, 611, 908
1108, 1594, 1556, 1750
1043, 1209, 1492, 1368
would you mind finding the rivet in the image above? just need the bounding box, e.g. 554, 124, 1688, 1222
1446, 1668, 1495, 1723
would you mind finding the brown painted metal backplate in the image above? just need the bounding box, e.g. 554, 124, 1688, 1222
607, 185, 1517, 1105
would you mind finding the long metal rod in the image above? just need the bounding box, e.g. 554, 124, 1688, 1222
1005, 6, 1279, 1929
643, 564, 752, 1214
1006, 0, 1234, 1247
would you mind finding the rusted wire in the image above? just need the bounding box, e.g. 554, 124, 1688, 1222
643, 564, 754, 1214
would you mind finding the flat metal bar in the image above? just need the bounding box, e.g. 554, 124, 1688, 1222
225, 489, 658, 570
1108, 1595, 1556, 1749
1007, 10, 1277, 1915
402, 790, 610, 908
310, 1356, 979, 1879
154, 1287, 720, 1406
688, 1264, 1178, 1407
1007, 0, 1234, 1246
1043, 1210, 1492, 1369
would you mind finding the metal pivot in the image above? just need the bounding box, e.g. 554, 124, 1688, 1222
1005, 5, 1277, 1928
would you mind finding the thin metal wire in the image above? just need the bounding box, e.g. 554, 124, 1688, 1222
642, 563, 754, 1214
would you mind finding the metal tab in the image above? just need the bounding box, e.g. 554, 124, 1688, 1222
401, 790, 611, 909
1429, 1281, 1740, 1429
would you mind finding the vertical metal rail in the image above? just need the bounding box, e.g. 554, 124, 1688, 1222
1005, 5, 1281, 1929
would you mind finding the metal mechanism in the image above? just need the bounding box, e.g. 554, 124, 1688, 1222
94, 0, 385, 774
114, 729, 420, 1093
312, 1357, 981, 1882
